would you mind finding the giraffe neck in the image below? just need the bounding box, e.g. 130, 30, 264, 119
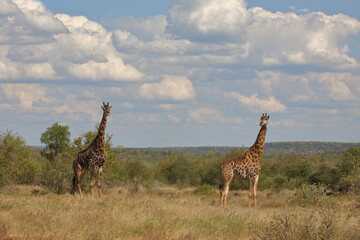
249, 125, 267, 158
91, 113, 107, 152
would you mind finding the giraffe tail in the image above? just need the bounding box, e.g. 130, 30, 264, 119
219, 184, 223, 190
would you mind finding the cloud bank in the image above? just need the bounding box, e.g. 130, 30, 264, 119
0, 0, 143, 82
0, 0, 359, 147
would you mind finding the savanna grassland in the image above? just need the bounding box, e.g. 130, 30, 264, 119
1, 126, 360, 239
0, 185, 360, 240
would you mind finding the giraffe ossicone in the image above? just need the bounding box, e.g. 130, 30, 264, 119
72, 102, 112, 198
220, 113, 269, 208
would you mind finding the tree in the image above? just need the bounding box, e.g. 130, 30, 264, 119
308, 163, 340, 189
336, 147, 360, 193
123, 159, 154, 195
338, 147, 360, 175
224, 147, 246, 160
158, 154, 199, 187
40, 123, 70, 161
200, 158, 223, 186
0, 130, 41, 185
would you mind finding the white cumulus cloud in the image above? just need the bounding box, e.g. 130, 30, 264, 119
188, 107, 226, 123
188, 107, 242, 124
311, 72, 357, 101
0, 0, 143, 82
167, 114, 182, 123
0, 83, 55, 109
52, 95, 100, 121
139, 75, 196, 101
226, 92, 287, 113
167, 0, 250, 42
107, 0, 360, 79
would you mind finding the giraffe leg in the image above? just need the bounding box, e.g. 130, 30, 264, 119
73, 163, 84, 197
249, 177, 255, 207
253, 175, 259, 209
77, 169, 87, 198
223, 183, 230, 207
249, 175, 259, 208
90, 170, 96, 198
220, 167, 233, 207
220, 181, 230, 207
98, 167, 103, 198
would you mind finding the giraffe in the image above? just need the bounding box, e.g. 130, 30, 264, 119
220, 113, 269, 208
72, 102, 112, 198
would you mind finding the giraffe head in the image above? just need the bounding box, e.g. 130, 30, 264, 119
101, 102, 112, 116
259, 113, 269, 127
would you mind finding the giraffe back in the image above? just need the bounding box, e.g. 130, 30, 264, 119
75, 146, 105, 170
222, 150, 261, 180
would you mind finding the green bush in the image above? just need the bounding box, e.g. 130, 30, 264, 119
0, 131, 42, 186
224, 147, 246, 159
308, 164, 340, 190
20, 159, 42, 185
288, 184, 328, 207
229, 178, 249, 190
123, 159, 154, 193
199, 159, 223, 186
283, 160, 312, 182
271, 176, 286, 192
158, 155, 200, 187
40, 153, 73, 194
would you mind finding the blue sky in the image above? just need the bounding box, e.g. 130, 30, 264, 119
0, 0, 359, 147
41, 0, 360, 21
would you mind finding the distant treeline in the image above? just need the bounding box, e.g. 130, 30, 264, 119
3, 123, 360, 196
126, 141, 360, 155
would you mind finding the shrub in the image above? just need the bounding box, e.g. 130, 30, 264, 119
158, 155, 199, 187
0, 131, 42, 186
272, 176, 286, 192
308, 164, 340, 190
287, 184, 328, 207
224, 147, 246, 159
284, 161, 311, 179
40, 155, 73, 194
229, 178, 249, 190
122, 159, 155, 196
199, 159, 223, 186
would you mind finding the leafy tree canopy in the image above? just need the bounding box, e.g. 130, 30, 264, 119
40, 122, 70, 161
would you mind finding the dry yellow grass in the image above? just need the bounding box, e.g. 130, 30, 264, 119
0, 185, 359, 240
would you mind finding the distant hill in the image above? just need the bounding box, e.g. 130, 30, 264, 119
125, 142, 360, 155
263, 142, 360, 154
